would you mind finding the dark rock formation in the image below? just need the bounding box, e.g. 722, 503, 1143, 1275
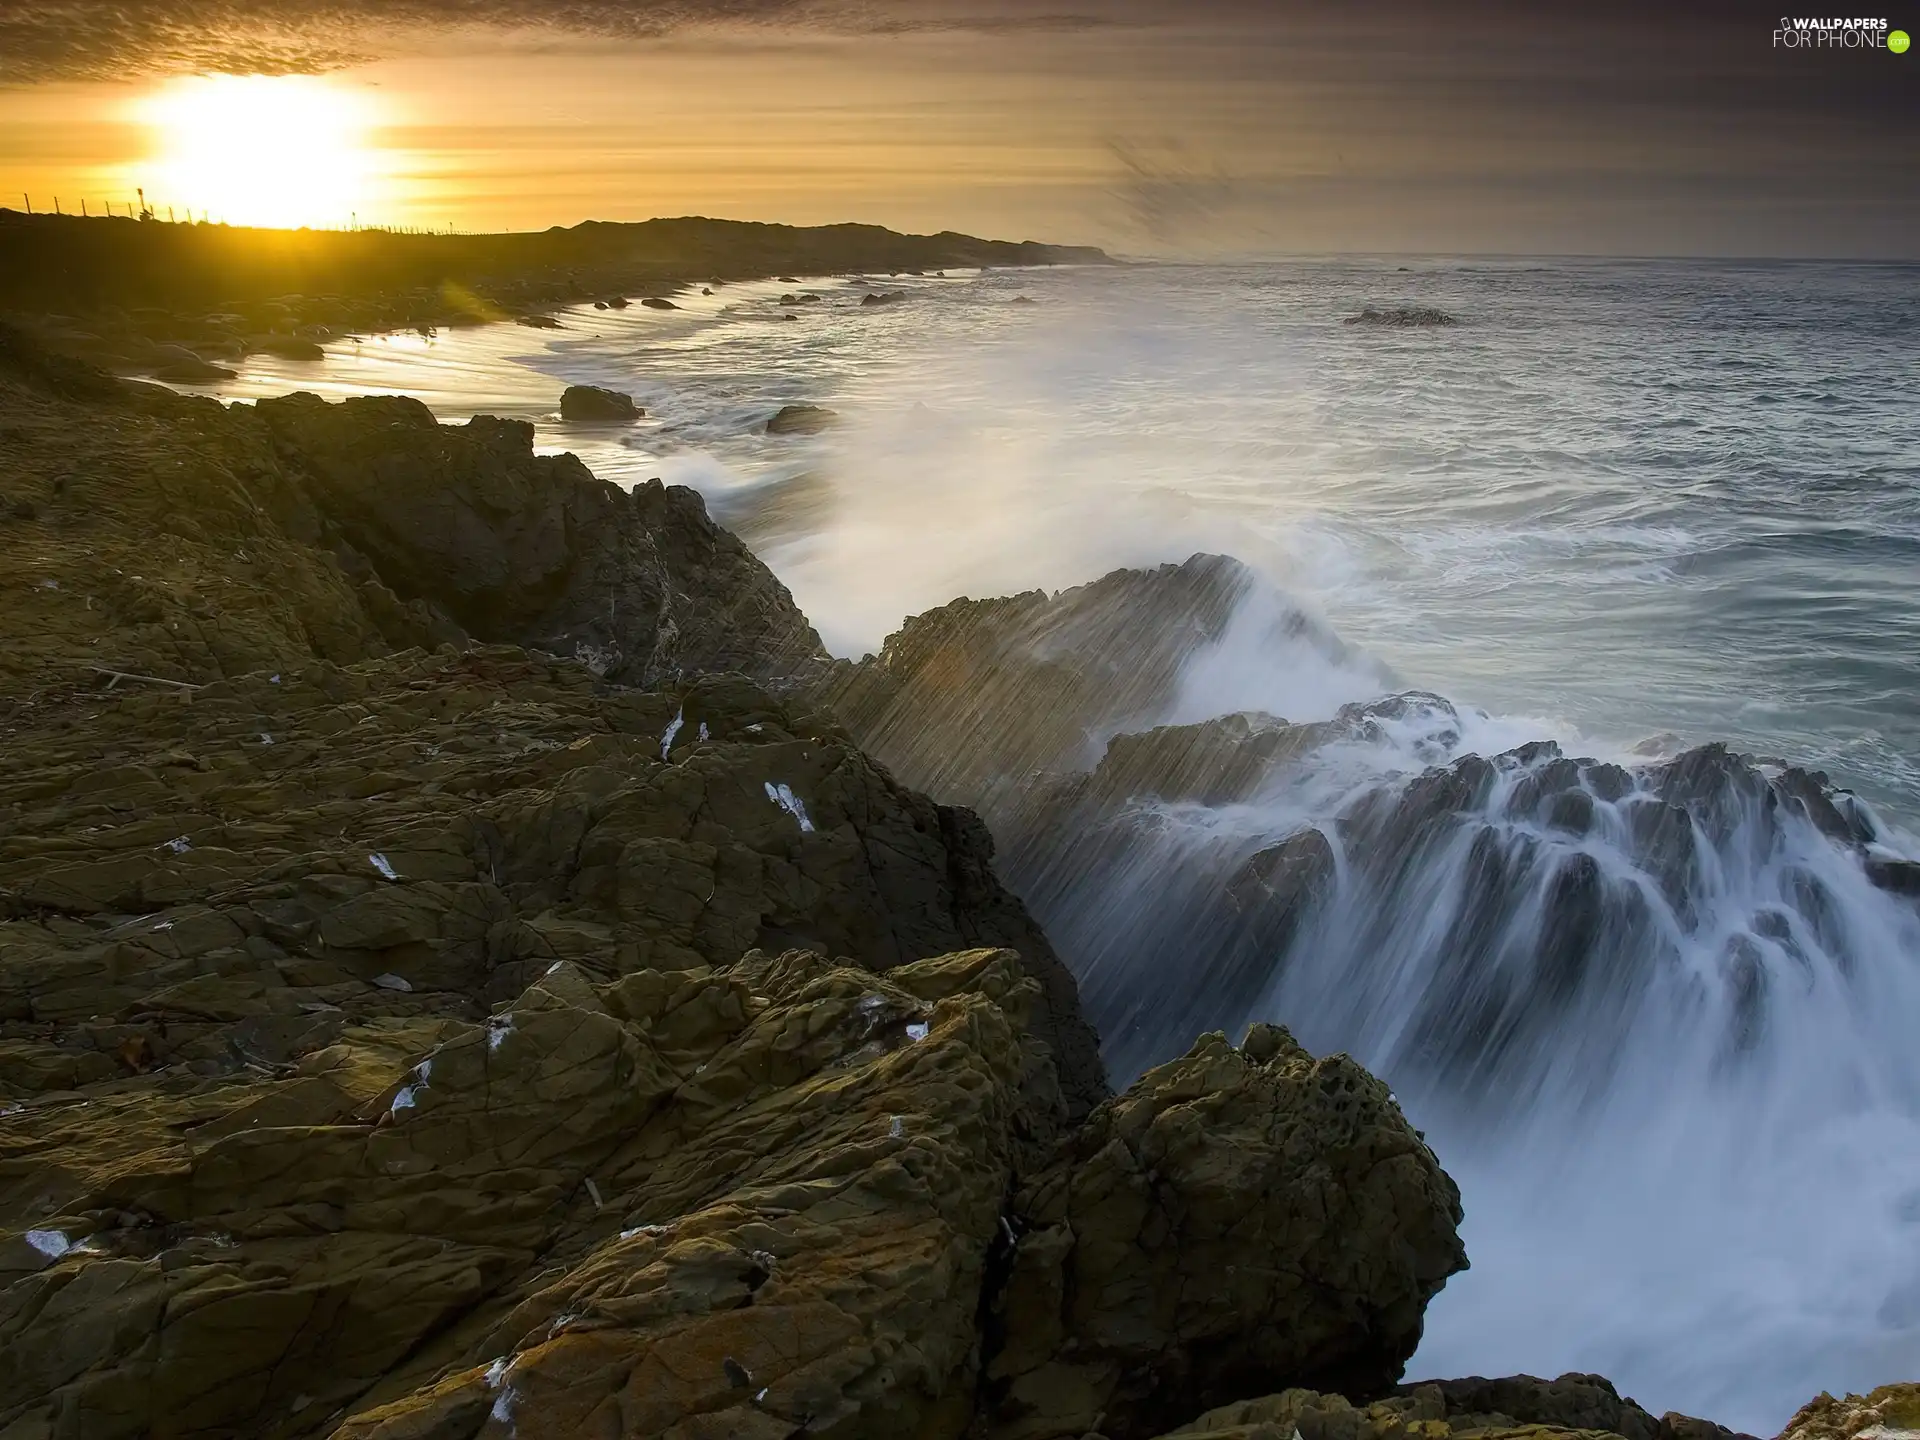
821, 554, 1260, 827
516, 314, 563, 329
558, 383, 641, 422
861, 290, 907, 306
1148, 1374, 1753, 1440
765, 401, 838, 435
983, 1023, 1467, 1440
640, 296, 679, 310
254, 391, 827, 688
151, 356, 237, 382
1345, 307, 1458, 328
251, 336, 327, 361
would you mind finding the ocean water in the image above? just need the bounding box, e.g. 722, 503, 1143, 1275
202, 259, 1920, 1429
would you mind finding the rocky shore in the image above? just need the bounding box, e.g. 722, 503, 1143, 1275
0, 324, 1907, 1438
0, 211, 1111, 385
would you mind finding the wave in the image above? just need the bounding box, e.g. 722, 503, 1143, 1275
833, 555, 1920, 1434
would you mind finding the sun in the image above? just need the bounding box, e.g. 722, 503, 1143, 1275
132, 75, 388, 230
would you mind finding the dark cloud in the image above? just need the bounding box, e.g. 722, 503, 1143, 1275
0, 0, 1113, 82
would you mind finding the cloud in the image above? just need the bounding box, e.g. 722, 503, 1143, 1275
0, 0, 1111, 83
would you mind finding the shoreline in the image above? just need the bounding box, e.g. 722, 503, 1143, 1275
0, 209, 1112, 387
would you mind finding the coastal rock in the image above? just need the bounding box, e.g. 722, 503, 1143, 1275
0, 943, 1047, 1438
981, 1024, 1467, 1440
252, 336, 327, 361
248, 389, 830, 687
558, 384, 642, 422
766, 402, 838, 435
150, 355, 237, 382
640, 297, 679, 310
517, 314, 563, 329
1145, 1375, 1752, 1440
1775, 1385, 1920, 1440
1344, 308, 1458, 328
861, 291, 907, 306
0, 646, 1105, 1117
821, 554, 1259, 827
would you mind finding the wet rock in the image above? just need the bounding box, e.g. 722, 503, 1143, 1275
1865, 857, 1920, 898
982, 1024, 1466, 1440
252, 336, 327, 361
151, 356, 237, 383
558, 384, 642, 423
861, 291, 907, 306
640, 297, 679, 310
765, 402, 839, 435
821, 554, 1259, 827
1344, 308, 1458, 328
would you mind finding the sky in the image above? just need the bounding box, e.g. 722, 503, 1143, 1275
0, 0, 1915, 256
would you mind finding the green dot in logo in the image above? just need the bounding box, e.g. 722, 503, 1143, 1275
1891, 28, 1912, 52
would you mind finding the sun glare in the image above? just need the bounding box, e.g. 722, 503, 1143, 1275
133, 75, 388, 230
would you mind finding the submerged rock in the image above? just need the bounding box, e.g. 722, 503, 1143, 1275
558, 383, 642, 422
640, 296, 679, 310
766, 402, 838, 435
1345, 307, 1459, 327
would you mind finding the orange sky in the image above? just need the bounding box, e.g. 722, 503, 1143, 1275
2, 6, 1915, 256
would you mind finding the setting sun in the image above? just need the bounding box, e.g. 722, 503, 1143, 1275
132, 75, 388, 229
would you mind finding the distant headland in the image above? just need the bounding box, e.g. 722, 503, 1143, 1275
0, 210, 1112, 378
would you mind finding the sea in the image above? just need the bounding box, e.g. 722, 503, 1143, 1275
199, 258, 1920, 1432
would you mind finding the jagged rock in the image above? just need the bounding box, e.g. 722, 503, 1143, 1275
0, 328, 830, 695
0, 947, 1047, 1438
765, 402, 838, 435
1775, 1385, 1920, 1440
259, 391, 829, 687
860, 291, 906, 306
0, 650, 1104, 1121
821, 554, 1259, 827
1146, 1376, 1752, 1440
981, 1023, 1466, 1440
558, 384, 641, 423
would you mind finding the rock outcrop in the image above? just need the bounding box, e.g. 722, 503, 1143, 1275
559, 384, 642, 422
1146, 1374, 1752, 1440
1775, 1385, 1920, 1440
821, 554, 1262, 827
0, 325, 830, 696
982, 1024, 1467, 1440
765, 402, 838, 435
5, 326, 1882, 1440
